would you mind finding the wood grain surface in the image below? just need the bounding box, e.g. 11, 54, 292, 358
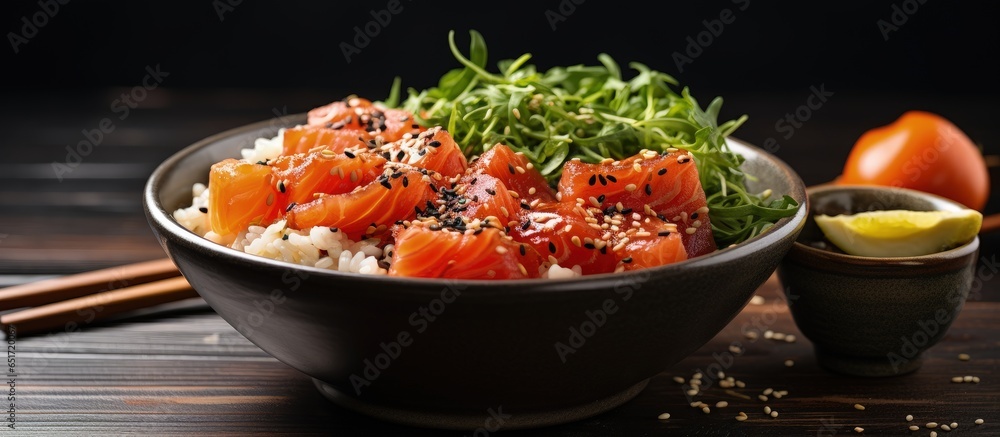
2, 90, 998, 436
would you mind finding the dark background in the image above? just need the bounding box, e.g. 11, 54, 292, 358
3, 0, 998, 186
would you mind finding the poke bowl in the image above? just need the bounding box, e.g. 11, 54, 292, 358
143, 112, 806, 429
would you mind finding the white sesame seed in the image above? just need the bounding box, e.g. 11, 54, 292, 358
958, 353, 970, 361
976, 419, 984, 425
657, 412, 671, 420
625, 183, 637, 192
750, 295, 766, 305
963, 375, 973, 382
745, 331, 759, 340
909, 425, 920, 431
906, 415, 913, 421
763, 388, 774, 396
736, 381, 746, 388
729, 345, 742, 354
716, 401, 728, 408
764, 406, 771, 414
770, 411, 778, 418
764, 330, 774, 339
951, 376, 963, 383
702, 406, 711, 414
854, 404, 865, 411
854, 427, 864, 433
785, 335, 797, 343
784, 359, 795, 367
735, 415, 747, 421
772, 333, 786, 341
685, 227, 697, 235
950, 422, 957, 428
758, 395, 768, 402
686, 389, 698, 396
512, 108, 521, 119
673, 376, 685, 384
940, 424, 951, 431
927, 422, 938, 428
972, 376, 980, 383
930, 432, 937, 437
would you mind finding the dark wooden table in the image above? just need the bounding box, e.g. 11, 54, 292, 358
2, 90, 998, 435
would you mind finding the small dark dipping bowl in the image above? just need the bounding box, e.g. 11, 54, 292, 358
778, 185, 978, 377
143, 115, 806, 430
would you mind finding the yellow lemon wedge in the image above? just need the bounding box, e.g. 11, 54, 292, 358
814, 209, 982, 257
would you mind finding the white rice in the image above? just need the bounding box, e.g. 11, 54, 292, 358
172, 129, 580, 278
241, 129, 285, 163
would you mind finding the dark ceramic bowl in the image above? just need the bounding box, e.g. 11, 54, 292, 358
143, 115, 806, 430
778, 185, 978, 377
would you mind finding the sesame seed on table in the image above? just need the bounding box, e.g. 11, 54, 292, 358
1, 90, 998, 436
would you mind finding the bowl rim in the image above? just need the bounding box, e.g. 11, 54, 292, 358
144, 114, 807, 292
788, 184, 981, 265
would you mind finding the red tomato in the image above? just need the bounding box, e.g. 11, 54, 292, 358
838, 111, 989, 210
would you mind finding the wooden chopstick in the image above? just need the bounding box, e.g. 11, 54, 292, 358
0, 276, 198, 335
0, 258, 180, 309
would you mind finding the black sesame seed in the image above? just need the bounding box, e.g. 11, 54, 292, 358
343, 150, 356, 158
331, 121, 346, 130
656, 214, 667, 221
588, 174, 597, 186
474, 228, 484, 235
644, 184, 652, 196
428, 140, 441, 148
198, 207, 208, 213
281, 234, 289, 241
658, 230, 671, 237
548, 242, 557, 253
606, 175, 617, 183
597, 194, 606, 203
396, 151, 406, 161
621, 208, 633, 215
380, 180, 392, 189
485, 188, 497, 196
402, 176, 409, 187
330, 227, 339, 233
285, 202, 297, 212
429, 224, 442, 231
430, 184, 439, 193
391, 171, 402, 179
411, 124, 420, 129
278, 181, 286, 193
622, 256, 633, 264
414, 206, 423, 215
521, 221, 531, 230
584, 242, 596, 249
691, 212, 699, 220
600, 246, 608, 254
520, 202, 531, 210
658, 168, 667, 176
598, 174, 607, 186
